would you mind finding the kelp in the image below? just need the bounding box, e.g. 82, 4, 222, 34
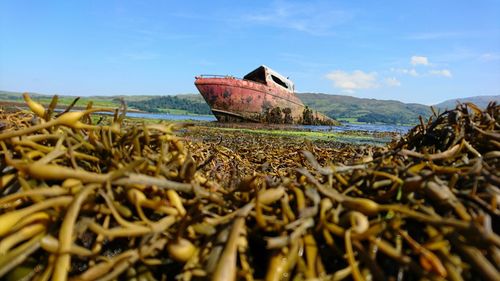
0, 94, 498, 281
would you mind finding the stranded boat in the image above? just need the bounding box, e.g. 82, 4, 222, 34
194, 65, 336, 125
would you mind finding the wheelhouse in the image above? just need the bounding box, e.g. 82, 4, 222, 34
243, 65, 295, 92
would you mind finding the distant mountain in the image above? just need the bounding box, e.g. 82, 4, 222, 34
298, 93, 431, 125
433, 95, 499, 110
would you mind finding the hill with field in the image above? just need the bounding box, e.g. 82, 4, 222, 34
298, 93, 432, 125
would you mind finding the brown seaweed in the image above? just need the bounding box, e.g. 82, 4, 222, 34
0, 95, 498, 281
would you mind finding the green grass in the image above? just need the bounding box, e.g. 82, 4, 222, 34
213, 127, 391, 145
156, 108, 203, 115
336, 117, 367, 124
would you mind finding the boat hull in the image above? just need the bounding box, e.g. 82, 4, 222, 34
195, 77, 335, 125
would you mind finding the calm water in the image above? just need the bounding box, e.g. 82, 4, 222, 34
125, 112, 413, 133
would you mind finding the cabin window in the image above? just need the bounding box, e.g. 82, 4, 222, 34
271, 75, 288, 89
243, 67, 267, 84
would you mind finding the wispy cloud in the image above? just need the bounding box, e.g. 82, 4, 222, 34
479, 53, 500, 61
405, 30, 500, 40
384, 77, 401, 87
429, 69, 452, 78
392, 67, 452, 78
411, 56, 429, 66
391, 56, 453, 79
391, 68, 419, 77
244, 0, 353, 35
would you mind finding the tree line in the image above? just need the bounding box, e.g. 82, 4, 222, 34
128, 96, 212, 115
356, 112, 417, 124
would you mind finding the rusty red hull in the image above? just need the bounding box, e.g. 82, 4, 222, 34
195, 77, 334, 124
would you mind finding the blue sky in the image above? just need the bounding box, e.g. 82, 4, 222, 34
1, 0, 499, 105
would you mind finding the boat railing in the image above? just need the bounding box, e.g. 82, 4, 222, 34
197, 74, 238, 79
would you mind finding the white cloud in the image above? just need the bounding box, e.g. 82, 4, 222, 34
384, 77, 401, 87
325, 70, 378, 91
391, 68, 419, 77
392, 67, 452, 78
390, 56, 454, 80
411, 56, 429, 66
429, 69, 452, 78
408, 69, 419, 76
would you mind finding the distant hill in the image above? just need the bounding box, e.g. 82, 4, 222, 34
433, 95, 499, 110
0, 90, 211, 115
0, 90, 43, 100
298, 93, 431, 125
2, 90, 498, 124
0, 90, 160, 109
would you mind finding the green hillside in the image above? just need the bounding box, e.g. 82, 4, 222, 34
299, 93, 431, 125
0, 91, 154, 108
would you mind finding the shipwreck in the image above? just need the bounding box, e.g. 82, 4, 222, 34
194, 65, 336, 125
